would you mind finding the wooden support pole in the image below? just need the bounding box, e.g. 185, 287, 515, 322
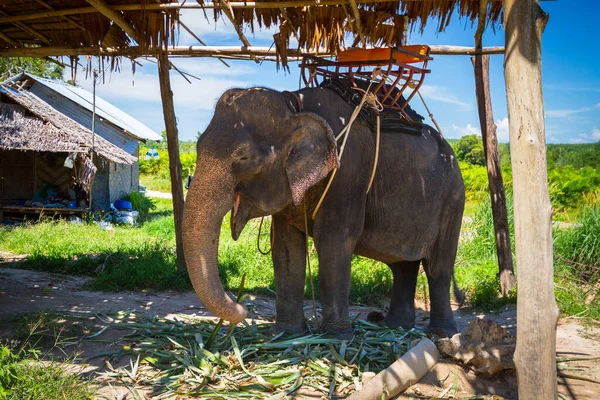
503, 0, 557, 398
472, 55, 515, 296
473, 0, 514, 296
84, 0, 141, 44
157, 53, 187, 275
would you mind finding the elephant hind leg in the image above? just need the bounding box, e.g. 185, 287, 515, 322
380, 261, 420, 329
422, 205, 463, 336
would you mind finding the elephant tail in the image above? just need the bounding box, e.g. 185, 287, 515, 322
452, 272, 466, 307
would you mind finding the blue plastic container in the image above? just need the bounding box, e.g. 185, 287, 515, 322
114, 199, 132, 210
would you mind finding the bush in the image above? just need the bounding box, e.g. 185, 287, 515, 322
124, 191, 156, 218
455, 134, 486, 166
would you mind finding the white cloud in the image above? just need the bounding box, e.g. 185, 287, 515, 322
495, 117, 509, 142
451, 123, 480, 137
572, 127, 600, 143
546, 103, 600, 119
420, 85, 471, 110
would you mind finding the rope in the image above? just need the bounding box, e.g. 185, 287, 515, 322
303, 200, 318, 323
417, 91, 444, 137
256, 216, 273, 255
312, 80, 375, 220
366, 115, 380, 194
312, 75, 386, 219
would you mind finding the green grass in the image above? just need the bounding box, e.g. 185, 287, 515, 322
0, 316, 95, 400
2, 181, 599, 321
140, 174, 173, 192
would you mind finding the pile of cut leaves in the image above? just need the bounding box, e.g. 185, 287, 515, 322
85, 311, 425, 399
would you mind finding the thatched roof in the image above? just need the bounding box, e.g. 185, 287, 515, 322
0, 1, 503, 63
0, 83, 136, 164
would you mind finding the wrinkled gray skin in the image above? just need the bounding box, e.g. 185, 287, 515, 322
182, 86, 465, 337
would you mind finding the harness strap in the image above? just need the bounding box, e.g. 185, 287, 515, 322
283, 90, 302, 113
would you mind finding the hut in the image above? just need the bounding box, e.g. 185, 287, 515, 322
0, 72, 160, 219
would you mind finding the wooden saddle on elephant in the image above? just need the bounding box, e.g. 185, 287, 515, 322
300, 45, 432, 123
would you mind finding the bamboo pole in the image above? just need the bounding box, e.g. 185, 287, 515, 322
473, 0, 514, 296
0, 44, 506, 58
503, 0, 557, 398
157, 53, 187, 275
472, 54, 515, 296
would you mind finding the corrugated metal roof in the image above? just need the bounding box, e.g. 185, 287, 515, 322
9, 73, 161, 142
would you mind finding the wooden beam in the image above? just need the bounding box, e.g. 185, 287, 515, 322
0, 32, 19, 47
84, 0, 141, 44
504, 0, 557, 398
429, 45, 505, 55
178, 20, 230, 67
0, 44, 506, 58
219, 0, 259, 63
34, 0, 86, 31
0, 9, 52, 46
0, 0, 405, 24
472, 54, 515, 296
157, 53, 187, 275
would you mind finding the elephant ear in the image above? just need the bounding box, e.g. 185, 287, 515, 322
284, 112, 339, 205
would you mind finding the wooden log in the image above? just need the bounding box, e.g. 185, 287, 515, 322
503, 0, 557, 398
472, 54, 515, 296
0, 44, 505, 58
346, 338, 439, 400
157, 53, 187, 275
472, 0, 514, 296
429, 45, 505, 55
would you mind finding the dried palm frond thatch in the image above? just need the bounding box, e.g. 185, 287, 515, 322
0, 86, 136, 164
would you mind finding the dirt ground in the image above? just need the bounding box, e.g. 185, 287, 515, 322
1, 266, 599, 399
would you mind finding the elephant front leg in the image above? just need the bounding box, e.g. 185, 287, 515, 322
271, 214, 307, 334
313, 229, 356, 339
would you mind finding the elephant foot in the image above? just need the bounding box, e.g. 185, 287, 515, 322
272, 320, 307, 335
367, 311, 415, 331
321, 320, 354, 340
426, 321, 458, 338
323, 328, 354, 341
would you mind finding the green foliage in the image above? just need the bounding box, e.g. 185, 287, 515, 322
455, 134, 486, 166
454, 191, 517, 310
139, 140, 197, 191
548, 166, 600, 212
547, 142, 600, 170
0, 58, 63, 82
124, 191, 156, 218
554, 191, 600, 283
0, 342, 94, 400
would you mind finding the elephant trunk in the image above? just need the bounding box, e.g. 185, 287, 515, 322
182, 154, 248, 324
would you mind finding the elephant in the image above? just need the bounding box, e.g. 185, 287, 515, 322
182, 81, 465, 337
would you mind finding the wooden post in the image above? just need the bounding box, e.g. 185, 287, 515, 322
472, 55, 515, 296
504, 0, 557, 398
157, 53, 187, 274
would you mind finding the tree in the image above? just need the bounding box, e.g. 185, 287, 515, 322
0, 57, 63, 82
455, 134, 486, 166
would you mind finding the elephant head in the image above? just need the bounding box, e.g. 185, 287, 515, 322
183, 88, 338, 323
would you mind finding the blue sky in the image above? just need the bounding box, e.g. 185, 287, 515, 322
68, 1, 600, 144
